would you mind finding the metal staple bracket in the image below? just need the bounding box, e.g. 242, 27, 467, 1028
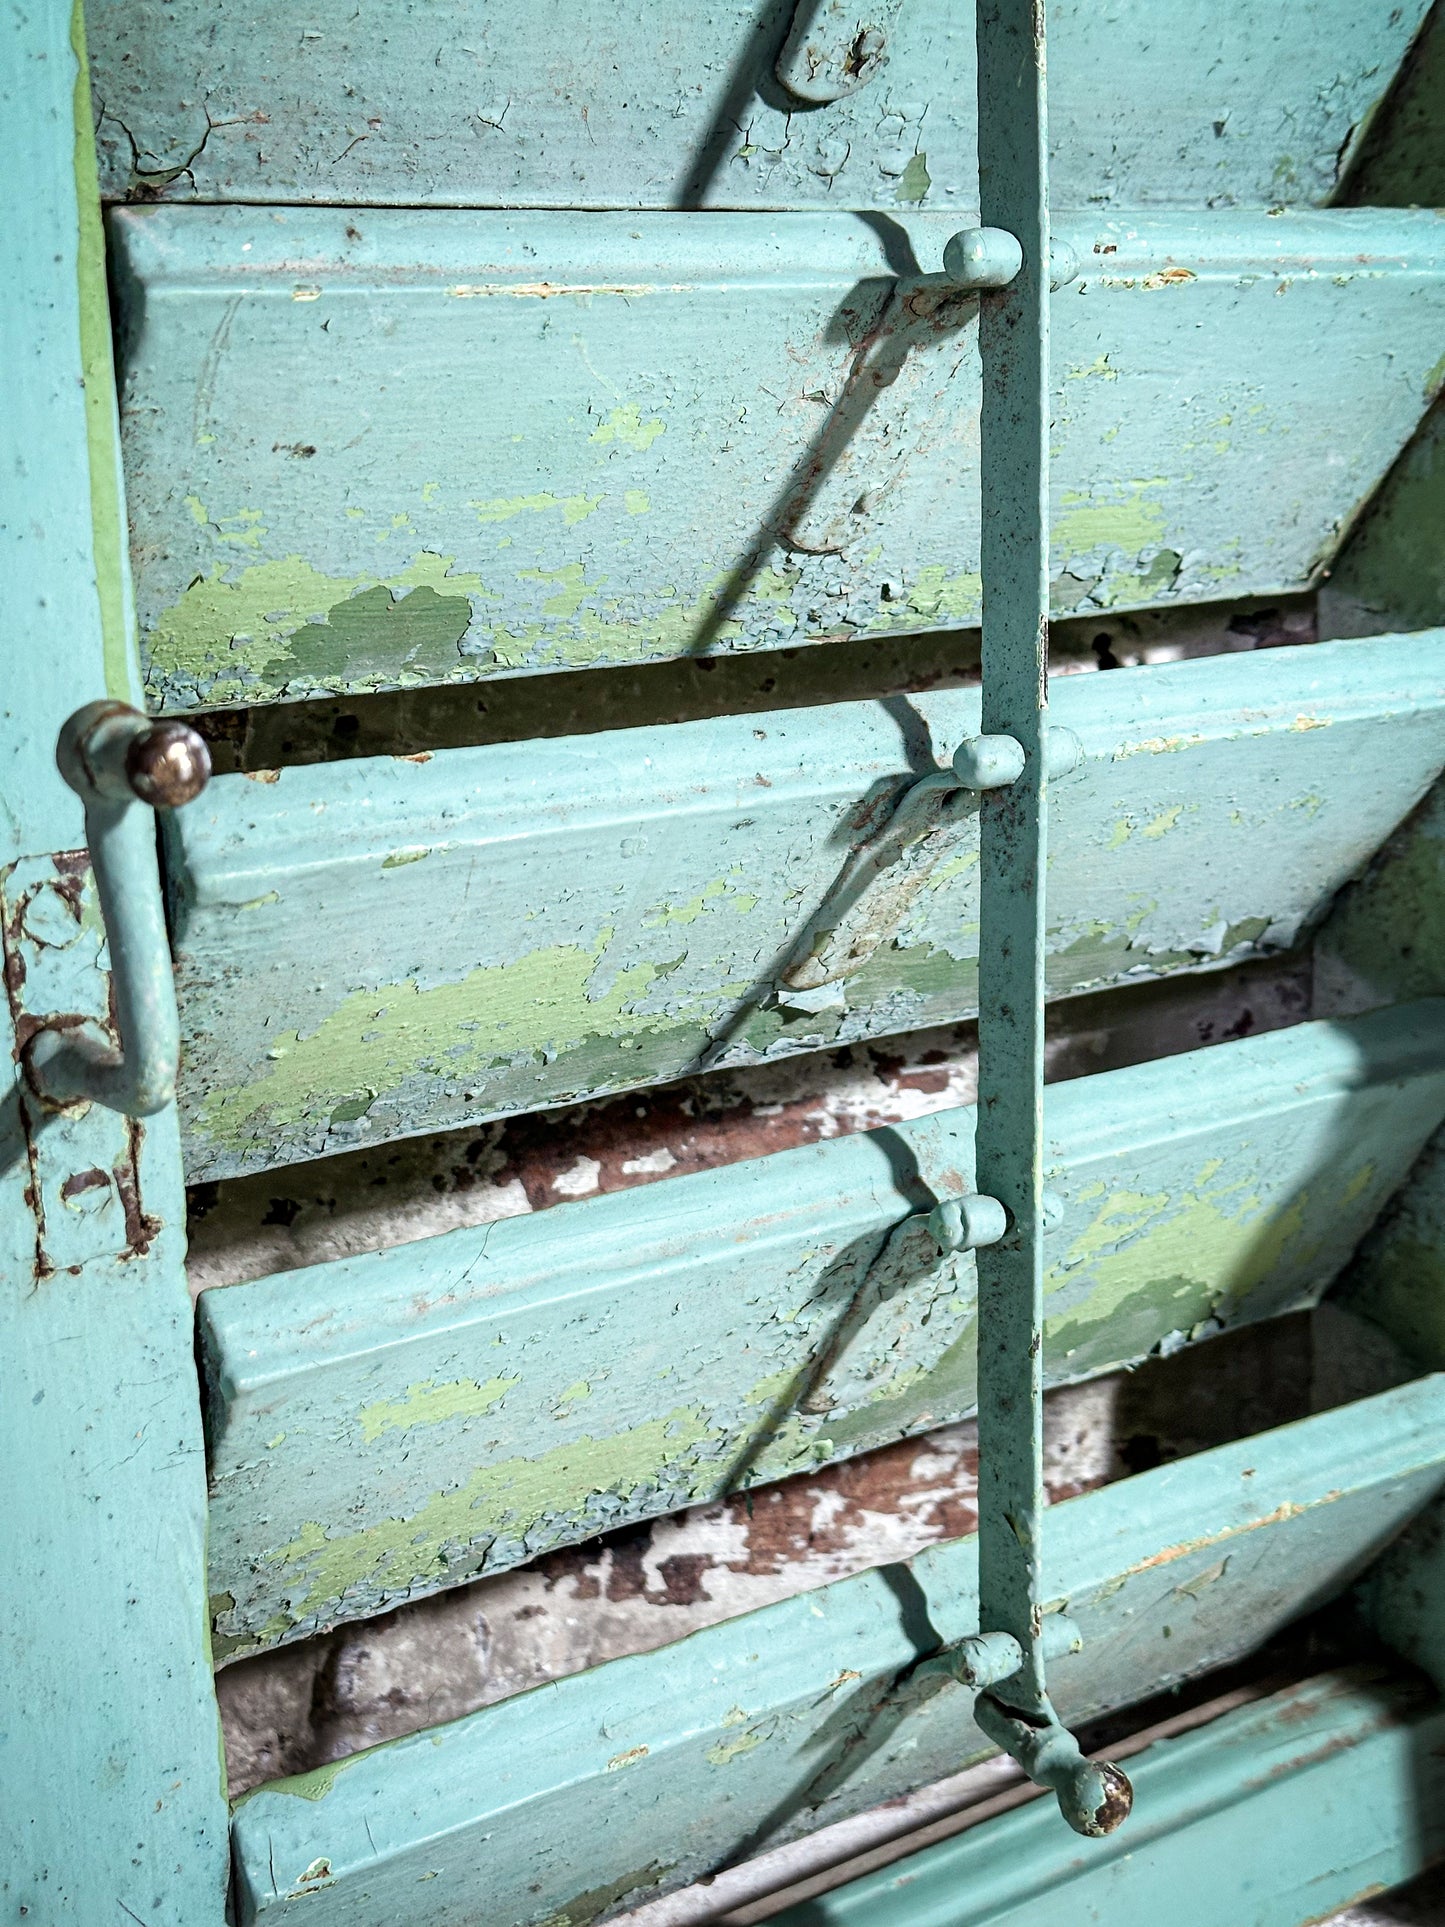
773, 726, 1081, 1009
773, 0, 907, 104
22, 701, 210, 1118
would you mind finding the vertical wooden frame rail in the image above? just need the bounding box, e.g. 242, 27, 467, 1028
0, 3, 229, 1919
966, 0, 1131, 1833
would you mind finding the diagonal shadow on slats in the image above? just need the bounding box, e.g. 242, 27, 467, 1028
680, 218, 979, 665
689, 689, 957, 1073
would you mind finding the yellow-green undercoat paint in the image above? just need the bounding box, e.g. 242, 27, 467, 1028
357, 1375, 522, 1445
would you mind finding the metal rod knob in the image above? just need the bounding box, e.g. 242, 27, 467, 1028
22, 702, 210, 1118
943, 227, 1024, 290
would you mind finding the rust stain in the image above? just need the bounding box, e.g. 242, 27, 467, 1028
60, 1166, 110, 1201
114, 1119, 161, 1259
1, 869, 62, 1284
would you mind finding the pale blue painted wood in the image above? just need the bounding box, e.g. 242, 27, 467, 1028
84, 0, 1426, 213
108, 207, 1445, 710
770, 1670, 1445, 1927
201, 1004, 1445, 1658
226, 1375, 1445, 1924
168, 636, 1445, 1178
0, 0, 229, 1916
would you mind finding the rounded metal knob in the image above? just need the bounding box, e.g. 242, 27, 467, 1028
942, 227, 1024, 291
1061, 1759, 1134, 1837
56, 700, 211, 810
125, 720, 211, 809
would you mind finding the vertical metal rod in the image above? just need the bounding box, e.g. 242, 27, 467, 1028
969, 0, 1132, 1837
973, 0, 1052, 1723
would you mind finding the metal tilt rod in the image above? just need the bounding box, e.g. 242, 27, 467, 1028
968, 0, 1132, 1836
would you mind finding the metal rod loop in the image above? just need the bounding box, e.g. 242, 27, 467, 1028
22, 701, 210, 1118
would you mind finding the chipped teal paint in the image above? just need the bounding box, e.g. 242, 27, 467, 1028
769, 1671, 1445, 1927
227, 1377, 1445, 1924
168, 637, 1445, 1178
202, 1005, 1445, 1656
84, 0, 1425, 212
108, 208, 1445, 710
0, 0, 229, 1914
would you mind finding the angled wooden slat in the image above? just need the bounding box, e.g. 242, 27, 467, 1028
766, 1670, 1445, 1927
202, 1003, 1445, 1658
226, 1374, 1445, 1924
168, 637, 1445, 1178
86, 0, 1425, 213
109, 207, 1445, 711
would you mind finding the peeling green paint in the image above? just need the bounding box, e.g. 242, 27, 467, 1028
871, 564, 983, 629
643, 873, 756, 927
1055, 479, 1169, 554
357, 1374, 521, 1444
243, 1402, 722, 1641
895, 151, 932, 203
706, 1729, 768, 1766
470, 491, 603, 526
1066, 354, 1120, 382
485, 568, 751, 671
145, 550, 491, 697
1044, 1173, 1313, 1372
522, 560, 592, 621
589, 403, 666, 452
236, 1755, 360, 1806
198, 934, 663, 1150
1142, 804, 1185, 839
